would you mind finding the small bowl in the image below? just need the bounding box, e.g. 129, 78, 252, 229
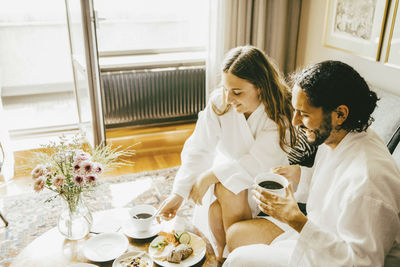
112, 250, 153, 267
129, 204, 157, 232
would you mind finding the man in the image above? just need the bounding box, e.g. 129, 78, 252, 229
223, 61, 400, 266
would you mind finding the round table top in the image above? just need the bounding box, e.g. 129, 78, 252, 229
10, 208, 217, 267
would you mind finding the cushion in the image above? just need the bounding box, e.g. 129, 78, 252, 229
370, 88, 400, 145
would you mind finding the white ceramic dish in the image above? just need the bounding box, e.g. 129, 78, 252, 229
83, 232, 129, 262
122, 219, 161, 239
112, 251, 153, 267
68, 264, 99, 267
148, 232, 206, 267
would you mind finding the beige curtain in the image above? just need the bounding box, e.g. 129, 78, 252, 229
206, 0, 302, 95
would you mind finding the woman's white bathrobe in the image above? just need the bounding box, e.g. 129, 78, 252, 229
224, 129, 400, 267
172, 89, 288, 237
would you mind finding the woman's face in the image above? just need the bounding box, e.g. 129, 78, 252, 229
222, 72, 261, 118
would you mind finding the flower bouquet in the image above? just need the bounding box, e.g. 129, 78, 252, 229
30, 133, 135, 240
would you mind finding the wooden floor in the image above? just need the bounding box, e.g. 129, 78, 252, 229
0, 122, 195, 197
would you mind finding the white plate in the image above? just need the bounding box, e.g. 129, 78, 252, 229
68, 264, 99, 267
112, 251, 153, 267
122, 220, 161, 239
83, 232, 129, 262
148, 232, 206, 267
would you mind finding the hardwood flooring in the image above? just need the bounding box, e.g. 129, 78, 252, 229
0, 122, 195, 197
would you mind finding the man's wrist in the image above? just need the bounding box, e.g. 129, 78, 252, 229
289, 212, 308, 233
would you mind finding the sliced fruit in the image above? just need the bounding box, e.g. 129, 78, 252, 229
178, 231, 191, 244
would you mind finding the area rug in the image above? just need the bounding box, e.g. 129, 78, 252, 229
0, 166, 195, 266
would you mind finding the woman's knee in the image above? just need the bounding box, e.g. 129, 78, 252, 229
225, 221, 246, 251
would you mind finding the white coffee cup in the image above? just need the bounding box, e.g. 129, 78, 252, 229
254, 172, 289, 197
129, 204, 157, 232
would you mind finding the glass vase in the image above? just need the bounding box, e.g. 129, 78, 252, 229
58, 194, 93, 240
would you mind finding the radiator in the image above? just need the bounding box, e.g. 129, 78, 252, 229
101, 66, 206, 128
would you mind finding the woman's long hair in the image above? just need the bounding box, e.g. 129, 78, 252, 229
212, 45, 296, 153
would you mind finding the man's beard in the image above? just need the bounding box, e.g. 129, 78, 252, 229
301, 112, 332, 146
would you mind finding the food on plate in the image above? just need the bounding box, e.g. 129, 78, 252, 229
166, 244, 194, 263
150, 231, 196, 263
118, 255, 149, 267
176, 231, 191, 244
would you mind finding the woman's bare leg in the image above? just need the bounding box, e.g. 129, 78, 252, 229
209, 200, 225, 262
226, 218, 284, 252
214, 183, 252, 232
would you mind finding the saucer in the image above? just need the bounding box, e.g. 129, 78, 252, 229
83, 232, 129, 262
122, 220, 161, 239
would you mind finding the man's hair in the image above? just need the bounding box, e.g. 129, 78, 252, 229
290, 60, 378, 132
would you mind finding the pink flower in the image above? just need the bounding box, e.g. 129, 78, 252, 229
82, 161, 94, 174
74, 151, 91, 162
33, 177, 46, 192
73, 162, 81, 173
44, 172, 53, 180
52, 175, 65, 188
44, 165, 52, 173
94, 163, 103, 175
31, 165, 45, 179
85, 174, 97, 184
73, 175, 84, 185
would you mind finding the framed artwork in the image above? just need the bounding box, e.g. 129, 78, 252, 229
323, 0, 390, 61
386, 0, 400, 68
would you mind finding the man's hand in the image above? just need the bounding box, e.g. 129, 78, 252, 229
271, 165, 301, 185
252, 184, 307, 233
189, 171, 218, 205
156, 194, 184, 222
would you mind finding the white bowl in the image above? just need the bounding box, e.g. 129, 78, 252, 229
112, 250, 153, 267
254, 172, 289, 197
129, 204, 157, 232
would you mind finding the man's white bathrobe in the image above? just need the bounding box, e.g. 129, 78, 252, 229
172, 89, 288, 236
224, 129, 400, 267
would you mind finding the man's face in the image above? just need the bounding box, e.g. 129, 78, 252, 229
291, 85, 333, 146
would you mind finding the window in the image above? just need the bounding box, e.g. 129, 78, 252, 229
94, 0, 208, 53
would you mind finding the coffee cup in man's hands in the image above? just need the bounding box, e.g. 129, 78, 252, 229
254, 172, 289, 197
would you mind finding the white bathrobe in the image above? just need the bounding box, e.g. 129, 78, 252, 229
225, 129, 400, 267
172, 88, 288, 236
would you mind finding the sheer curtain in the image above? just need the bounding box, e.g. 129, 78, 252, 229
206, 0, 302, 96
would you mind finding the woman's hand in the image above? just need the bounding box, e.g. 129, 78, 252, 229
156, 194, 184, 222
252, 184, 307, 233
189, 171, 218, 205
271, 165, 301, 185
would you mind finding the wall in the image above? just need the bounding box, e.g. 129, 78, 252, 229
296, 0, 400, 95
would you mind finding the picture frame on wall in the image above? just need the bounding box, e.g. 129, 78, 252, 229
385, 0, 400, 68
323, 0, 390, 61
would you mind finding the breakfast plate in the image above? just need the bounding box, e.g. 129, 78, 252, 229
112, 251, 153, 267
83, 232, 129, 262
68, 264, 99, 267
148, 231, 206, 267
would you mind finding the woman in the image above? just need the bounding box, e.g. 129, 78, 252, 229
157, 46, 296, 260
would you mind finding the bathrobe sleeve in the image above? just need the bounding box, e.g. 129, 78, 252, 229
293, 165, 314, 203
172, 102, 222, 199
290, 194, 400, 267
212, 124, 288, 194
